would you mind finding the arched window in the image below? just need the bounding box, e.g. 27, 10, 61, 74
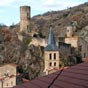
49, 53, 52, 60
49, 62, 52, 66
54, 53, 56, 60
54, 62, 56, 66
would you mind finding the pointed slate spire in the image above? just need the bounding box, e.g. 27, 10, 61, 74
44, 27, 58, 51
47, 27, 56, 45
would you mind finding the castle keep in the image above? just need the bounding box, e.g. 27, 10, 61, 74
20, 6, 31, 32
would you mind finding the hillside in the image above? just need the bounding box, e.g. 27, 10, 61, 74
31, 2, 88, 39
0, 2, 88, 80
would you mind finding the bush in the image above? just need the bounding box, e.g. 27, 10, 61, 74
38, 32, 45, 38
63, 13, 68, 18
24, 38, 32, 45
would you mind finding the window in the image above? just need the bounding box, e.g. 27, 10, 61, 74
54, 62, 56, 66
0, 40, 2, 44
49, 62, 52, 66
27, 13, 29, 17
75, 29, 77, 32
49, 53, 52, 60
54, 53, 56, 60
27, 13, 30, 19
79, 45, 82, 51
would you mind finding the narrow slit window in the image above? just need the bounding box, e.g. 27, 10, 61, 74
54, 53, 56, 60
49, 53, 52, 60
54, 62, 56, 66
49, 62, 52, 66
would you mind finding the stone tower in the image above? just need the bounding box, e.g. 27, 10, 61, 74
44, 27, 60, 75
66, 25, 73, 37
20, 6, 31, 33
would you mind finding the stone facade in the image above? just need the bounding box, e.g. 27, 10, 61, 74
30, 38, 47, 47
65, 36, 79, 49
78, 38, 88, 61
20, 6, 30, 33
59, 42, 71, 56
44, 51, 60, 75
66, 26, 74, 37
44, 28, 60, 75
0, 64, 17, 88
65, 25, 88, 61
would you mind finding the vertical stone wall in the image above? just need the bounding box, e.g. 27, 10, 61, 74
0, 64, 16, 88
44, 51, 60, 75
78, 38, 88, 60
20, 6, 31, 32
66, 26, 73, 37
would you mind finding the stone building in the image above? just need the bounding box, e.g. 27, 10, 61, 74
65, 36, 79, 49
64, 25, 88, 61
65, 25, 78, 49
44, 28, 60, 75
0, 64, 17, 88
78, 38, 88, 61
66, 25, 74, 37
20, 6, 31, 33
57, 24, 88, 63
59, 42, 71, 56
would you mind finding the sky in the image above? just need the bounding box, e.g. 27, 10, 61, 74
0, 0, 88, 26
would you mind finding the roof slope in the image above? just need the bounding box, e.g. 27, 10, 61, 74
13, 62, 88, 88
44, 27, 58, 51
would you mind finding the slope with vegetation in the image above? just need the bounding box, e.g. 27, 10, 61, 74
0, 2, 88, 80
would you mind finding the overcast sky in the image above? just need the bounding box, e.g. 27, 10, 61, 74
0, 0, 87, 26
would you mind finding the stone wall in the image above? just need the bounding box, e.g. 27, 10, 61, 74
78, 38, 88, 61
0, 64, 16, 88
44, 51, 60, 75
30, 38, 47, 47
65, 36, 79, 49
20, 6, 30, 32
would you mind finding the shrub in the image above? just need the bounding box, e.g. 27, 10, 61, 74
24, 38, 32, 45
38, 32, 45, 38
63, 13, 68, 18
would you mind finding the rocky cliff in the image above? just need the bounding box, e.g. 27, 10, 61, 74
0, 2, 88, 80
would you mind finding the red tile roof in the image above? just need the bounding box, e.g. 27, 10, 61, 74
13, 62, 88, 88
0, 63, 17, 68
22, 78, 29, 83
84, 57, 88, 62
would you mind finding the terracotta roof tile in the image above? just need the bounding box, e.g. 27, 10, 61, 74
13, 62, 88, 88
0, 63, 17, 68
84, 57, 88, 62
